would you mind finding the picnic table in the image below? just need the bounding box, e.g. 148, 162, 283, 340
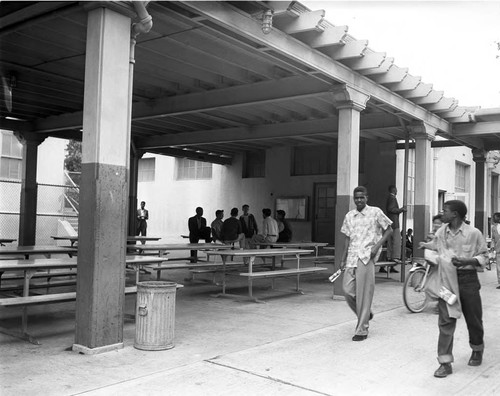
0, 255, 168, 344
127, 236, 162, 244
51, 235, 162, 246
207, 248, 327, 303
51, 235, 79, 246
254, 241, 329, 255
127, 243, 231, 261
0, 245, 77, 259
0, 238, 16, 246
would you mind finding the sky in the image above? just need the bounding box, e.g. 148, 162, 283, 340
302, 1, 500, 109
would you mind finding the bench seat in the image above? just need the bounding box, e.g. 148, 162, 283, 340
1, 270, 76, 282
0, 279, 77, 293
0, 286, 138, 308
374, 260, 404, 279
240, 266, 327, 278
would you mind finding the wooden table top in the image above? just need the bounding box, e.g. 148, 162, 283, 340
0, 245, 77, 255
0, 255, 166, 271
127, 236, 162, 242
212, 248, 315, 257
129, 243, 232, 251
256, 242, 329, 248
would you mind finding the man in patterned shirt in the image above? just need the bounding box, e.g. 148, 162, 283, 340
340, 186, 393, 341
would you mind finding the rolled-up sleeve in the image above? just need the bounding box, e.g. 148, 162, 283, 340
473, 233, 489, 269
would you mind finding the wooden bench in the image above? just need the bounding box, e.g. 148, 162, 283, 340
147, 261, 247, 281
188, 261, 274, 284
375, 260, 402, 278
0, 279, 77, 293
240, 267, 327, 278
0, 286, 138, 308
0, 286, 139, 345
0, 270, 77, 291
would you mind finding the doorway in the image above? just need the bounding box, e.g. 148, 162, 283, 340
313, 182, 336, 243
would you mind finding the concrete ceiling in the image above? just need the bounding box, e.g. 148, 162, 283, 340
1, 1, 499, 165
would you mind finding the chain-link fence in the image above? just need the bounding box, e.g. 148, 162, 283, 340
0, 179, 79, 246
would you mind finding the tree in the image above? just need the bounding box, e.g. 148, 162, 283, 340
64, 140, 82, 172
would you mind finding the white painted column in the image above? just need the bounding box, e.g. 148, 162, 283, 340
409, 122, 436, 256
331, 86, 370, 274
73, 5, 132, 354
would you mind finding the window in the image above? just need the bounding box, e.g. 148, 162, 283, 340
1, 131, 22, 180
455, 162, 469, 192
138, 157, 155, 182
292, 145, 337, 176
243, 150, 265, 178
176, 158, 212, 180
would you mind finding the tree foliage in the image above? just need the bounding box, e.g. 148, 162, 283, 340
64, 140, 82, 172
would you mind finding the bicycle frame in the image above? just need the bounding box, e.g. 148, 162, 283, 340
409, 258, 431, 292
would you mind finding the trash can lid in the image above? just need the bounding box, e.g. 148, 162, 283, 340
137, 281, 177, 288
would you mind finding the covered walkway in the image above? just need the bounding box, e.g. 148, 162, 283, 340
1, 1, 499, 353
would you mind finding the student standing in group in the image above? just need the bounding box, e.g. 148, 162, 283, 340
276, 210, 292, 242
188, 207, 212, 262
420, 200, 487, 378
221, 208, 245, 248
211, 209, 224, 243
240, 204, 258, 247
250, 208, 279, 245
339, 186, 392, 341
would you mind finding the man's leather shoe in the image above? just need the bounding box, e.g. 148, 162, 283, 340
379, 267, 387, 273
468, 351, 483, 366
352, 334, 368, 341
434, 363, 452, 378
390, 267, 399, 273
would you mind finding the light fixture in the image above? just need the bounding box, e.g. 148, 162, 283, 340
262, 10, 273, 34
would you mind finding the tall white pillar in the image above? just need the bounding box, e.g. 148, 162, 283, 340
409, 122, 436, 256
331, 85, 370, 274
73, 5, 132, 354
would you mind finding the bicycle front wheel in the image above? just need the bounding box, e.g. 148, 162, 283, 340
403, 268, 428, 313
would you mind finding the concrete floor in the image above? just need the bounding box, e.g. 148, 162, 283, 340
1, 260, 499, 396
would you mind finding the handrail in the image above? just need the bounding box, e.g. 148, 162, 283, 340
63, 170, 80, 189
63, 193, 79, 215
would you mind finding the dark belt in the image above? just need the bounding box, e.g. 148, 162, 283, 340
268, 235, 276, 237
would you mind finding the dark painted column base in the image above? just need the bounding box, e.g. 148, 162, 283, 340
75, 162, 128, 350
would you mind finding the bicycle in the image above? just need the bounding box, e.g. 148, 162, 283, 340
403, 257, 433, 313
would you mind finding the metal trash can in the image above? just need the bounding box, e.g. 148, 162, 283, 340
134, 281, 177, 351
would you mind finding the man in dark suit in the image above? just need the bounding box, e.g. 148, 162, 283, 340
188, 207, 212, 262
384, 185, 406, 273
136, 201, 149, 242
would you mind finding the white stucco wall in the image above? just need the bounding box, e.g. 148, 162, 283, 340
37, 137, 68, 184
137, 147, 341, 242
396, 145, 476, 231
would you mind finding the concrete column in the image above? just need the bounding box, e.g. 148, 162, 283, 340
73, 6, 132, 354
473, 148, 488, 234
409, 122, 436, 256
330, 85, 370, 273
15, 133, 45, 246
